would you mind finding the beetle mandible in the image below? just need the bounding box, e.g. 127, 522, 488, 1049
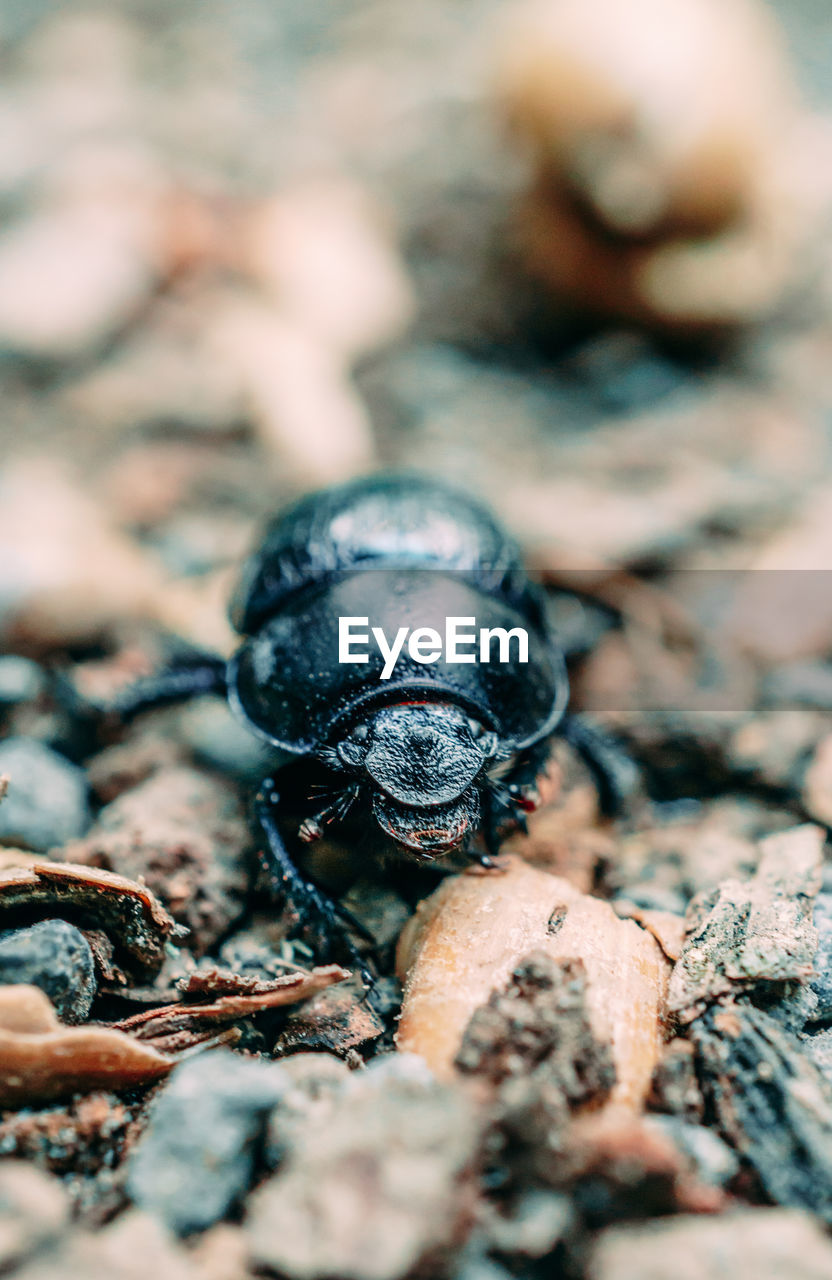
112, 474, 630, 980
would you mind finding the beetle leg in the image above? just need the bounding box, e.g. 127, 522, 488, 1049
481, 783, 528, 857
254, 778, 375, 989
107, 655, 228, 723
468, 848, 500, 870
481, 782, 532, 857
481, 737, 554, 855
502, 737, 555, 810
481, 792, 512, 859
560, 713, 639, 815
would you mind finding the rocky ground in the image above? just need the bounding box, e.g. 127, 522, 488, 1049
2, 1, 832, 1278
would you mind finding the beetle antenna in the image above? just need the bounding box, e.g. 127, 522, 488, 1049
298, 784, 360, 843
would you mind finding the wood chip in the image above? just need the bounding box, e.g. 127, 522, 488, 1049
111, 964, 350, 1046
396, 854, 670, 1110
0, 860, 181, 981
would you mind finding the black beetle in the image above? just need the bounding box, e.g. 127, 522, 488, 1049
112, 474, 631, 978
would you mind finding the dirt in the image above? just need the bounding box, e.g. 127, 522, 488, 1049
0, 0, 831, 1276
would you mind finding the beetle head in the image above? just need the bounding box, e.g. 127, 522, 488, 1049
336, 702, 496, 857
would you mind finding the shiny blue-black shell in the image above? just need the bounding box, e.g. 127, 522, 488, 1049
227, 474, 568, 754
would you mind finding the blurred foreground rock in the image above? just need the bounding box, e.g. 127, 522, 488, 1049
0, 1162, 69, 1271
127, 1050, 289, 1235
0, 738, 89, 852
246, 1055, 482, 1280
588, 1209, 832, 1280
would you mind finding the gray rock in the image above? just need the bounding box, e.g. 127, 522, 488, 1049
0, 919, 96, 1022
247, 1053, 483, 1280
174, 697, 273, 783
126, 1050, 289, 1235
0, 737, 89, 851
810, 892, 832, 1021
0, 657, 45, 706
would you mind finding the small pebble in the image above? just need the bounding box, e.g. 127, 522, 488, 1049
0, 737, 89, 852
0, 657, 45, 707
126, 1049, 289, 1235
0, 919, 96, 1023
802, 1027, 832, 1083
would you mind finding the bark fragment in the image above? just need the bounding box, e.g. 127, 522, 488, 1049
0, 861, 180, 982
111, 963, 349, 1055
667, 824, 823, 1024
273, 977, 385, 1057
691, 1001, 832, 1221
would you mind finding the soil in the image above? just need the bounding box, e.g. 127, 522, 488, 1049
0, 1, 832, 1277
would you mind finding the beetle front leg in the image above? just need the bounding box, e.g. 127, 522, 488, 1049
254, 778, 374, 988
560, 713, 639, 815
481, 738, 553, 857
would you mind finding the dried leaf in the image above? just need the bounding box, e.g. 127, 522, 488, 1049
274, 978, 384, 1056
112, 964, 350, 1042
0, 985, 174, 1107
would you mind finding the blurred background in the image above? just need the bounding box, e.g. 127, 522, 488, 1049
1, 0, 832, 806
1, 2, 832, 1252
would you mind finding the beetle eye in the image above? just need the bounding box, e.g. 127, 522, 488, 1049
468, 718, 498, 758
337, 722, 370, 769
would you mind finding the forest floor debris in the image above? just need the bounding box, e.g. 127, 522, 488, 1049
0, 0, 831, 1276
